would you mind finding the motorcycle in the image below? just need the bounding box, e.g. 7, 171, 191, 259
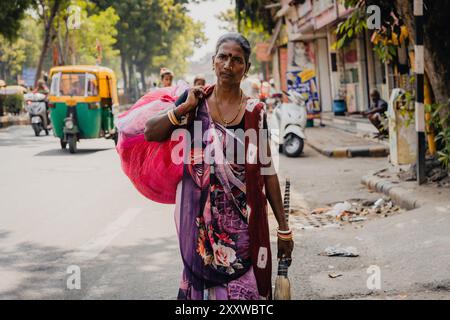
24, 92, 50, 136
269, 90, 308, 157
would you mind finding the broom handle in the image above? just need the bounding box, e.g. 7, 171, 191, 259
278, 178, 291, 276
283, 178, 290, 224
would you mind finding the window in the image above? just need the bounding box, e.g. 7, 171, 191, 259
50, 72, 97, 97
50, 72, 61, 96
86, 73, 98, 96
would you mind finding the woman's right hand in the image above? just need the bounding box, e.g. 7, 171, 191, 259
179, 86, 206, 115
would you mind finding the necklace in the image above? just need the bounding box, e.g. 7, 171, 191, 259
213, 88, 244, 127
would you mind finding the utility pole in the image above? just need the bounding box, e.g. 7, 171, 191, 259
414, 0, 426, 185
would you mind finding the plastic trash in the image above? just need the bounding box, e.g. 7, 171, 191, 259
321, 246, 359, 257
372, 198, 385, 209
325, 201, 352, 217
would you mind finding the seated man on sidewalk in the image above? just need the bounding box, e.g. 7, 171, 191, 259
364, 89, 388, 137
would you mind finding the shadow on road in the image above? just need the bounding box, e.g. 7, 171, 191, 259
0, 231, 181, 299
34, 148, 113, 157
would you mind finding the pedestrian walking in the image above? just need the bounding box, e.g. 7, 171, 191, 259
193, 74, 206, 86
143, 32, 294, 300
160, 68, 174, 88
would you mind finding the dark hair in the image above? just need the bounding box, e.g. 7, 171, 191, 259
161, 73, 173, 80
370, 89, 380, 98
215, 32, 251, 65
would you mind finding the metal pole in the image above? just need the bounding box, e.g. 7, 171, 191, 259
414, 0, 426, 185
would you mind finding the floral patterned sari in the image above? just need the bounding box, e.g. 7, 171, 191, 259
175, 85, 272, 300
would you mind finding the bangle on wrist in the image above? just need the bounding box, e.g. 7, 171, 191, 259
277, 228, 292, 235
167, 109, 180, 126
277, 233, 293, 241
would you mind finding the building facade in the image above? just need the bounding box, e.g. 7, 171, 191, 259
269, 0, 392, 117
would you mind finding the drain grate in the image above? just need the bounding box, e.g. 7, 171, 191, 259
290, 210, 339, 230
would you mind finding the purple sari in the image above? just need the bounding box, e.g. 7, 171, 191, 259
175, 95, 260, 300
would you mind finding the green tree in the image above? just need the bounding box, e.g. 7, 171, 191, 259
333, 0, 450, 114
20, 15, 44, 68
151, 15, 206, 77
53, 1, 119, 68
93, 0, 206, 98
334, 0, 450, 167
0, 0, 34, 41
33, 0, 70, 85
0, 14, 42, 82
235, 0, 275, 33
0, 36, 27, 82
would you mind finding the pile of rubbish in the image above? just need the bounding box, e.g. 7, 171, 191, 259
310, 198, 401, 222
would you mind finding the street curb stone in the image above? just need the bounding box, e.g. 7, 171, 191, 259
361, 174, 422, 210
0, 115, 30, 128
307, 141, 389, 158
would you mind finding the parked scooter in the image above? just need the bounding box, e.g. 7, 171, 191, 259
24, 92, 50, 136
269, 89, 308, 157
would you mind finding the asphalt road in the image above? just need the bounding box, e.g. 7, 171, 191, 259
4, 125, 444, 300
0, 125, 388, 300
0, 126, 181, 299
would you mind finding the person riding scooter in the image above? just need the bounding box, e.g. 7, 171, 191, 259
33, 79, 51, 129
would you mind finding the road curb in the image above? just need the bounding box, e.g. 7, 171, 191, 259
361, 174, 422, 210
307, 141, 389, 158
0, 115, 30, 128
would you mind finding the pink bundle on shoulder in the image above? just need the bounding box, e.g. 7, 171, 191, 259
116, 82, 189, 204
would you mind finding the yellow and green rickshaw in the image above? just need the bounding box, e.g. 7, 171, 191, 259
48, 65, 119, 153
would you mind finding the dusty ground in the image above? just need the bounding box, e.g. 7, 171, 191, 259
272, 144, 450, 300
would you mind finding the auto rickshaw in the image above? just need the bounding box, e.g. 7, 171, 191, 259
48, 65, 119, 153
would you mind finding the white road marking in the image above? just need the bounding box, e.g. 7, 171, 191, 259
68, 208, 142, 262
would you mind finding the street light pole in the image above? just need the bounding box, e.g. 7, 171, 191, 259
414, 0, 426, 185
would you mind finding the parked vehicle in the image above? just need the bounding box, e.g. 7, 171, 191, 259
269, 90, 308, 157
24, 92, 50, 136
48, 65, 119, 153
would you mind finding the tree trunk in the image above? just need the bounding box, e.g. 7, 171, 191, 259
120, 54, 128, 91
35, 0, 61, 86
127, 59, 138, 101
395, 0, 450, 110
127, 58, 133, 97
140, 66, 147, 93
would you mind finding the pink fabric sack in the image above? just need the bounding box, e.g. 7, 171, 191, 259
116, 81, 188, 204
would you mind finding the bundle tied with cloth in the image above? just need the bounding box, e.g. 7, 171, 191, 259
116, 81, 189, 204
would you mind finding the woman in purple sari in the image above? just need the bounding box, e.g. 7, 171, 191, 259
145, 33, 294, 300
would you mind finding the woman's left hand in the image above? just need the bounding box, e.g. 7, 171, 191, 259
277, 238, 294, 261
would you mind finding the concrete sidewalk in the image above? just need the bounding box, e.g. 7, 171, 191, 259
0, 114, 29, 128
306, 126, 389, 158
